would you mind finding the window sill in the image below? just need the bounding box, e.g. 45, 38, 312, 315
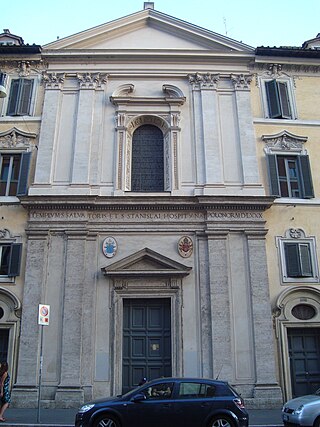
0, 196, 21, 204
0, 277, 14, 284
0, 116, 41, 123
281, 278, 320, 284
254, 118, 320, 126
273, 198, 320, 206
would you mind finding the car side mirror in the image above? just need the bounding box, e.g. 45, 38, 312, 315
131, 393, 147, 403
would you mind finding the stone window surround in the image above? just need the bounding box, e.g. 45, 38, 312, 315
257, 69, 297, 120
276, 228, 319, 284
0, 74, 41, 118
0, 228, 22, 283
110, 84, 185, 195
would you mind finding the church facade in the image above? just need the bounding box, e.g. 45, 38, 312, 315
3, 5, 319, 410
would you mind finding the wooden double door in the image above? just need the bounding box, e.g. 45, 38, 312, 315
122, 298, 172, 394
288, 328, 320, 397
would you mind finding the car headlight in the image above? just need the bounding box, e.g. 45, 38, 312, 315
294, 405, 304, 415
79, 403, 95, 413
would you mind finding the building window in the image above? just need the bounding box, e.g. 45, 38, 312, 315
131, 124, 164, 192
284, 242, 313, 277
277, 229, 319, 284
260, 76, 296, 120
267, 154, 314, 198
265, 79, 292, 119
0, 152, 31, 196
0, 243, 22, 277
6, 78, 34, 116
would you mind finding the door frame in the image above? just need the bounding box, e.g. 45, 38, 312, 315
102, 247, 191, 395
110, 284, 183, 395
275, 287, 320, 400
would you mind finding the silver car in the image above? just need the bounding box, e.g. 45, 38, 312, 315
282, 389, 320, 427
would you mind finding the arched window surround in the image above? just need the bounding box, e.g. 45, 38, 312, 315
110, 84, 185, 195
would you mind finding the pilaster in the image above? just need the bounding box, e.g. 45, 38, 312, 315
189, 73, 222, 186
197, 235, 213, 378
207, 231, 232, 380
11, 232, 48, 407
246, 231, 283, 407
71, 73, 107, 184
34, 73, 64, 184
55, 231, 87, 407
231, 74, 263, 188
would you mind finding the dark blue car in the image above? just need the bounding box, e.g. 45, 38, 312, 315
75, 377, 249, 427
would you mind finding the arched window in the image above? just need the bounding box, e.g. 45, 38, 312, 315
131, 124, 164, 192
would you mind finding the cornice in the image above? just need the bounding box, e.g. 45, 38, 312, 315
20, 195, 275, 212
252, 61, 320, 75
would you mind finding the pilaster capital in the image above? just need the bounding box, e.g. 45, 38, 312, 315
231, 74, 253, 90
188, 72, 220, 89
42, 72, 65, 90
77, 72, 108, 90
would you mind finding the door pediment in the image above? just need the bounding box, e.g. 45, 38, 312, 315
102, 247, 191, 278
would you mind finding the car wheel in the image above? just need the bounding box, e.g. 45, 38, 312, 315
93, 414, 120, 427
314, 417, 320, 427
209, 415, 235, 427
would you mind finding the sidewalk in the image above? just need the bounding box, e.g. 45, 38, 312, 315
0, 407, 283, 427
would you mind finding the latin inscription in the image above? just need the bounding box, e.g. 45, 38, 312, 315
30, 210, 263, 221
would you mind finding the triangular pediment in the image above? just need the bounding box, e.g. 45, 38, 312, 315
102, 247, 191, 277
44, 9, 253, 53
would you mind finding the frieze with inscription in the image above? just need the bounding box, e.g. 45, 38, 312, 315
29, 209, 263, 223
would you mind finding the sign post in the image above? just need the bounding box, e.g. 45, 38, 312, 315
37, 304, 50, 424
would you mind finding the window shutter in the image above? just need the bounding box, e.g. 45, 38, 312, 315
17, 79, 34, 115
266, 154, 280, 196
7, 243, 22, 277
299, 244, 313, 277
284, 243, 301, 277
298, 155, 314, 198
278, 82, 292, 119
17, 152, 31, 196
7, 79, 20, 116
265, 80, 281, 118
17, 151, 31, 196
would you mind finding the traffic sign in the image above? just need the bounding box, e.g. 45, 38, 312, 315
38, 304, 50, 325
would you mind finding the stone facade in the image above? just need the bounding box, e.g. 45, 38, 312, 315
8, 7, 320, 410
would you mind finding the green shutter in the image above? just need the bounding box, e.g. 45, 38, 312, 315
265, 80, 282, 118
7, 79, 20, 116
18, 79, 34, 115
266, 154, 281, 196
7, 243, 22, 277
17, 152, 31, 196
278, 82, 292, 119
298, 155, 314, 198
299, 244, 313, 277
284, 243, 301, 277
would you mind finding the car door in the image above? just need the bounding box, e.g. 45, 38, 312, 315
128, 381, 175, 427
173, 381, 215, 427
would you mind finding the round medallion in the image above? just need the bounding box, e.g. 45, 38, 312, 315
102, 237, 117, 258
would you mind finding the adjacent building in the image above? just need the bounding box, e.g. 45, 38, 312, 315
0, 4, 319, 409
0, 29, 43, 387
251, 34, 320, 400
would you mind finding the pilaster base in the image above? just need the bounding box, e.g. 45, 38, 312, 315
55, 387, 84, 408
245, 385, 283, 409
11, 386, 39, 408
